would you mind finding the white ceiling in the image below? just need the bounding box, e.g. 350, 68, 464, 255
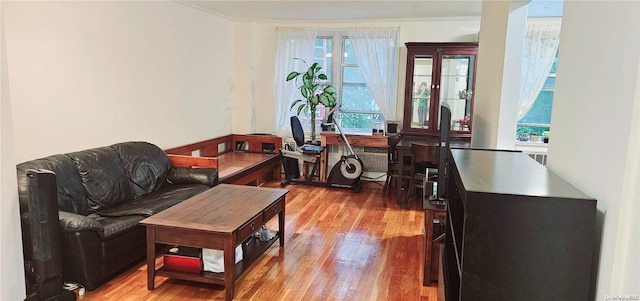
179, 1, 484, 21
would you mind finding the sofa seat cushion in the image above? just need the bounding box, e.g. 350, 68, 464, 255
94, 184, 210, 218
87, 214, 146, 239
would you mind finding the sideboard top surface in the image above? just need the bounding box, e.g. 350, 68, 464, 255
450, 149, 595, 201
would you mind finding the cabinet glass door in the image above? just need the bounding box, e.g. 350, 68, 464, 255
439, 55, 475, 133
410, 56, 434, 130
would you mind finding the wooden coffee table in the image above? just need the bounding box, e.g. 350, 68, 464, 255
140, 184, 288, 301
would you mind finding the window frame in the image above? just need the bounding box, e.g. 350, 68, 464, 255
516, 49, 558, 137
317, 32, 385, 133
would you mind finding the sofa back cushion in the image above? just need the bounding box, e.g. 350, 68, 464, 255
68, 147, 132, 211
16, 154, 90, 215
111, 141, 171, 198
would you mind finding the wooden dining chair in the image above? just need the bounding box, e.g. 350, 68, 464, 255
383, 134, 411, 194
403, 142, 438, 207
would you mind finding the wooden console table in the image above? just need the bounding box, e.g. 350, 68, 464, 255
140, 184, 288, 301
165, 134, 282, 186
319, 131, 388, 181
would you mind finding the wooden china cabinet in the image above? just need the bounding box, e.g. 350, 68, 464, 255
403, 42, 478, 137
404, 43, 478, 287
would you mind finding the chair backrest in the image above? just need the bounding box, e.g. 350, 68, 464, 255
387, 134, 402, 163
411, 142, 437, 169
436, 103, 452, 199
290, 116, 306, 147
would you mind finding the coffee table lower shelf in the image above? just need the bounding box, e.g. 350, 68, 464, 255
156, 233, 280, 285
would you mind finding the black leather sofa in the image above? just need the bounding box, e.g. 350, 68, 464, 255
17, 141, 218, 290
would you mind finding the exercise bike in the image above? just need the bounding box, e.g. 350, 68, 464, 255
280, 106, 364, 193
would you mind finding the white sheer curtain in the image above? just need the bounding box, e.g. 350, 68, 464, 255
273, 28, 316, 138
346, 27, 400, 121
518, 19, 562, 119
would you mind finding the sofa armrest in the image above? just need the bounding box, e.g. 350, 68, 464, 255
168, 167, 218, 187
58, 211, 105, 238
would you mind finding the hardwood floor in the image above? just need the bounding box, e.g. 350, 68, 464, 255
78, 180, 438, 301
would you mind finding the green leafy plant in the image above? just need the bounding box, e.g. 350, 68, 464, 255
516, 127, 532, 142
286, 58, 337, 142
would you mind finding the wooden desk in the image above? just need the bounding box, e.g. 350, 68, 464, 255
394, 135, 470, 205
319, 131, 469, 205
319, 131, 388, 182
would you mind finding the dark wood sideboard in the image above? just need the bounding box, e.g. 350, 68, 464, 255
440, 149, 597, 301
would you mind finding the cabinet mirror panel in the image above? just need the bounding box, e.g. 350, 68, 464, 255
410, 56, 433, 130
439, 55, 474, 132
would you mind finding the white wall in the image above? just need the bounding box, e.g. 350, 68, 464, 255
1, 10, 26, 300
548, 1, 640, 298
230, 21, 278, 135
472, 1, 527, 149
1, 1, 233, 297
3, 1, 233, 163
229, 18, 481, 135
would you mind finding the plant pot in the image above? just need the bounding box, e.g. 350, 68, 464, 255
321, 119, 335, 132
518, 133, 530, 142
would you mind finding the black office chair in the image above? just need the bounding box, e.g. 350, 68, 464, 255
291, 116, 324, 154
280, 116, 325, 184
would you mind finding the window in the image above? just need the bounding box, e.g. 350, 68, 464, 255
340, 38, 384, 131
516, 1, 562, 142
294, 37, 336, 133
274, 28, 398, 138
517, 47, 558, 141
313, 35, 385, 132
310, 36, 333, 123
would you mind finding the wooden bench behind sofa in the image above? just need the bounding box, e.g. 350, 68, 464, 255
164, 134, 282, 186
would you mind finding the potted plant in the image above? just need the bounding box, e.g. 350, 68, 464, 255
517, 127, 531, 142
542, 130, 550, 143
286, 59, 337, 143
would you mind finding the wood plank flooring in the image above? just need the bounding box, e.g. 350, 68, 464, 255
78, 180, 438, 301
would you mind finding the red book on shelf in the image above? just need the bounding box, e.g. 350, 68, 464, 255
164, 246, 202, 273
